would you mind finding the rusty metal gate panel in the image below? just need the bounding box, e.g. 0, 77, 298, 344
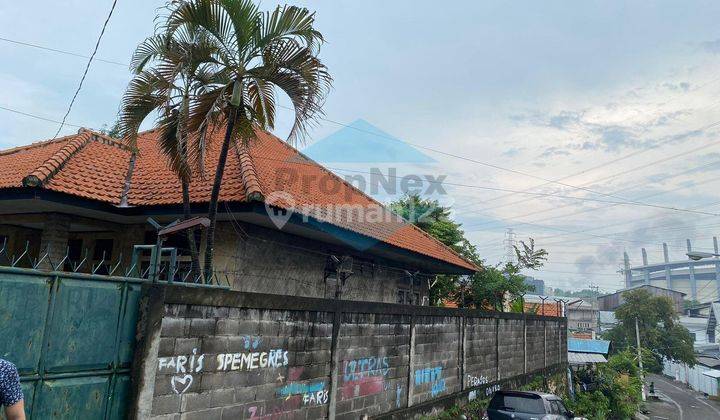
0, 267, 144, 419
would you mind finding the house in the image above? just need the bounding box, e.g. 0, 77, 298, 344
678, 316, 710, 347
566, 299, 599, 333
597, 284, 685, 313
0, 128, 477, 303
522, 295, 600, 332
523, 294, 562, 317
567, 338, 610, 367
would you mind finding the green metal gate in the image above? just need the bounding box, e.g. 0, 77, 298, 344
0, 267, 143, 419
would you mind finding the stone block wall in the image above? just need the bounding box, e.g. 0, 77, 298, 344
335, 313, 411, 419
131, 286, 569, 420
497, 318, 525, 378
411, 316, 460, 405
464, 317, 497, 388
525, 319, 545, 372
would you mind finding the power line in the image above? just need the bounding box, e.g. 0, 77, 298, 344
277, 103, 720, 214
248, 154, 720, 218
0, 36, 127, 67
3, 33, 718, 222
51, 0, 118, 139
2, 30, 718, 217
0, 105, 84, 129
460, 121, 720, 230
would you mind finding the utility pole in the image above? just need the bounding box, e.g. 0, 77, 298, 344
635, 317, 646, 401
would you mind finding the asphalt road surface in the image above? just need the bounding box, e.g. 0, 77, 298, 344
645, 373, 720, 420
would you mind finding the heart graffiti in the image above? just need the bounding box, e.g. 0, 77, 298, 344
171, 374, 194, 394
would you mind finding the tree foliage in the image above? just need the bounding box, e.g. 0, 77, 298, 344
390, 194, 545, 309
118, 0, 331, 278
569, 351, 643, 420
603, 289, 695, 369
513, 238, 547, 270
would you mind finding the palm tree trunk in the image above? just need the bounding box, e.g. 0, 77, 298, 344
203, 109, 237, 281
182, 180, 201, 280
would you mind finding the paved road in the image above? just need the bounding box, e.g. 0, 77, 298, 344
645, 373, 720, 420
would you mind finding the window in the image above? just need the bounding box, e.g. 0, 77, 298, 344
488, 394, 545, 414
93, 239, 114, 260
396, 289, 419, 305
64, 238, 83, 271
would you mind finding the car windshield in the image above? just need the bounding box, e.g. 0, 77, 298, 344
489, 394, 545, 414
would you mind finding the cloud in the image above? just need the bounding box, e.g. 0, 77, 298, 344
502, 147, 524, 158
662, 82, 690, 92
702, 39, 720, 54
539, 146, 571, 158
548, 111, 582, 129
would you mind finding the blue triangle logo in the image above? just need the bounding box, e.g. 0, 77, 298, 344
303, 119, 436, 163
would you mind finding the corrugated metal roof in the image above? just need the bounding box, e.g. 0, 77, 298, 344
568, 338, 610, 354
702, 369, 720, 379
568, 352, 608, 364
697, 356, 720, 369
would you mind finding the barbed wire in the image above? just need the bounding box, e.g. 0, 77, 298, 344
0, 237, 227, 286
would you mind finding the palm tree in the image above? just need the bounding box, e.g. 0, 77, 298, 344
162, 0, 331, 279
118, 25, 219, 278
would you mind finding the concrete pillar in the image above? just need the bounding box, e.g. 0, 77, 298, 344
663, 243, 672, 289
623, 252, 632, 288
687, 239, 697, 300
714, 237, 720, 302
641, 248, 650, 285
39, 214, 71, 270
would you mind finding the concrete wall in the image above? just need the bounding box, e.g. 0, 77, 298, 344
0, 214, 427, 304
212, 222, 428, 304
130, 285, 568, 420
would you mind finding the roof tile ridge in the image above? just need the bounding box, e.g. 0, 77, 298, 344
84, 129, 133, 151
401, 222, 480, 271
0, 131, 83, 157
234, 139, 264, 202
22, 130, 94, 187
258, 129, 479, 271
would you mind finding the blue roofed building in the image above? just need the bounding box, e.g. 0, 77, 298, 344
568, 338, 610, 366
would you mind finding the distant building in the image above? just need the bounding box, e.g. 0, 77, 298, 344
568, 338, 610, 367
623, 240, 720, 303
523, 295, 600, 333
566, 299, 599, 333
522, 276, 545, 295
523, 294, 561, 317
679, 316, 710, 347
597, 284, 685, 313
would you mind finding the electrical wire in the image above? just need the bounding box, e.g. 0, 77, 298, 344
51, 0, 118, 139
0, 36, 127, 66
0, 105, 84, 129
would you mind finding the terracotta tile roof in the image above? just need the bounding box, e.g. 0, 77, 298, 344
0, 127, 478, 272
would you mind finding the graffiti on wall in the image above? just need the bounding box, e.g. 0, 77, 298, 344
277, 381, 329, 405
467, 374, 488, 387
415, 366, 446, 397
157, 348, 206, 394
467, 373, 500, 397
340, 356, 391, 400
216, 349, 289, 371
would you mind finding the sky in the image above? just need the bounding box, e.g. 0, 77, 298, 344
2, 0, 720, 293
